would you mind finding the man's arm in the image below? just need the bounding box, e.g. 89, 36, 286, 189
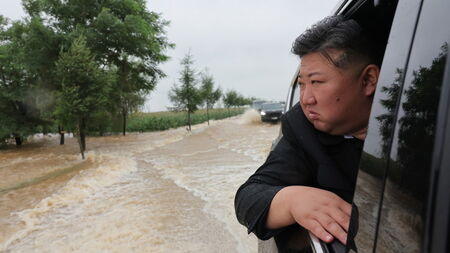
234, 136, 312, 240
235, 105, 353, 243
266, 185, 352, 245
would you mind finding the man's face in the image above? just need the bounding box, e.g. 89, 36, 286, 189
297, 51, 372, 136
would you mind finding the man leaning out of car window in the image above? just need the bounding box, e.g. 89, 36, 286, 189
235, 15, 381, 249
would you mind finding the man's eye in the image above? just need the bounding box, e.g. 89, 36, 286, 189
297, 82, 304, 86
311, 80, 323, 85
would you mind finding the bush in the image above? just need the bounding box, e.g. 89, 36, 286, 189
127, 108, 244, 132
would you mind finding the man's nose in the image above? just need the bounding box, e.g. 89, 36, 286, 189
301, 84, 316, 105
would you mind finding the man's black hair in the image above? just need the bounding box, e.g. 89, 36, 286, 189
292, 15, 381, 68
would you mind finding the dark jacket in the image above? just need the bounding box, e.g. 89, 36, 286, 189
234, 103, 363, 240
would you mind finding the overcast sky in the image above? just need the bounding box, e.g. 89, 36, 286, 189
1, 0, 338, 112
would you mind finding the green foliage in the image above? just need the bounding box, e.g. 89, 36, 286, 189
169, 53, 202, 112
223, 90, 252, 108
0, 1, 256, 149
237, 96, 252, 106
1, 0, 172, 146
55, 36, 111, 124
54, 35, 113, 156
199, 71, 222, 124
199, 72, 222, 109
0, 20, 45, 144
127, 108, 245, 132
86, 111, 122, 135
169, 52, 202, 130
223, 90, 238, 108
22, 0, 173, 137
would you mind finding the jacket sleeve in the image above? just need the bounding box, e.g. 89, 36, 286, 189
234, 116, 315, 240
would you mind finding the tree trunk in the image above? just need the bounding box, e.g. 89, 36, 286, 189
187, 111, 192, 131
14, 135, 22, 146
206, 106, 210, 126
77, 119, 86, 160
43, 124, 49, 136
122, 108, 127, 136
58, 125, 65, 145
80, 118, 86, 151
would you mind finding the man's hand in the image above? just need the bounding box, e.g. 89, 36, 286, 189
266, 186, 352, 245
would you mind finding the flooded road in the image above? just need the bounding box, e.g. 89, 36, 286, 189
0, 110, 280, 253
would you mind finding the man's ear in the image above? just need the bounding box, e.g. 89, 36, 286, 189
361, 64, 380, 96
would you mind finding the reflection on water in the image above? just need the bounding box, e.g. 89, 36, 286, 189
0, 111, 279, 252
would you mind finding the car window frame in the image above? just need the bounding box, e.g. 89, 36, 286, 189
425, 44, 450, 253
371, 0, 450, 251
367, 0, 424, 251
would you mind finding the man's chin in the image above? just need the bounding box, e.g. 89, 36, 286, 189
311, 120, 329, 132
311, 121, 338, 135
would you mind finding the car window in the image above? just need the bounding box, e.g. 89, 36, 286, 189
291, 83, 300, 107
350, 0, 422, 251
261, 103, 283, 110
374, 0, 450, 252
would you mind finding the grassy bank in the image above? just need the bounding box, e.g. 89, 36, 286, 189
127, 108, 245, 132
0, 161, 92, 194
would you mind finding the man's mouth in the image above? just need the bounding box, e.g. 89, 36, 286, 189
307, 110, 319, 120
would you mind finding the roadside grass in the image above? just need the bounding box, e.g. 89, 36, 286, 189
127, 108, 245, 132
0, 161, 92, 194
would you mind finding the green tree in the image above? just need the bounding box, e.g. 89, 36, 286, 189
0, 43, 40, 146
0, 17, 45, 146
222, 90, 252, 115
223, 90, 238, 107
236, 95, 252, 107
199, 72, 222, 125
223, 90, 239, 115
27, 0, 173, 135
169, 53, 202, 131
55, 36, 112, 159
10, 17, 63, 140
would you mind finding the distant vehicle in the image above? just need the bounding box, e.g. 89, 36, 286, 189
252, 100, 266, 111
259, 102, 284, 122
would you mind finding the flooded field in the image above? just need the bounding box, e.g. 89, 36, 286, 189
0, 110, 280, 253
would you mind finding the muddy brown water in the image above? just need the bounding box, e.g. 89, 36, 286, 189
0, 110, 279, 253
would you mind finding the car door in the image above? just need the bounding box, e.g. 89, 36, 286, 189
363, 0, 450, 252
349, 0, 422, 252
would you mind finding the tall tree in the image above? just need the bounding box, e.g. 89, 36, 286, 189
55, 36, 112, 159
199, 71, 222, 125
12, 17, 63, 139
27, 0, 173, 135
222, 90, 251, 115
0, 16, 45, 146
223, 90, 239, 115
169, 52, 202, 131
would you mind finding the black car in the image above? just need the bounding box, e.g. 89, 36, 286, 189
252, 100, 267, 111
259, 0, 450, 252
260, 102, 285, 122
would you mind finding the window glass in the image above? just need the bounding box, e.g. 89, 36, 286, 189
291, 83, 299, 107
288, 67, 300, 109
375, 0, 450, 252
350, 0, 422, 251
